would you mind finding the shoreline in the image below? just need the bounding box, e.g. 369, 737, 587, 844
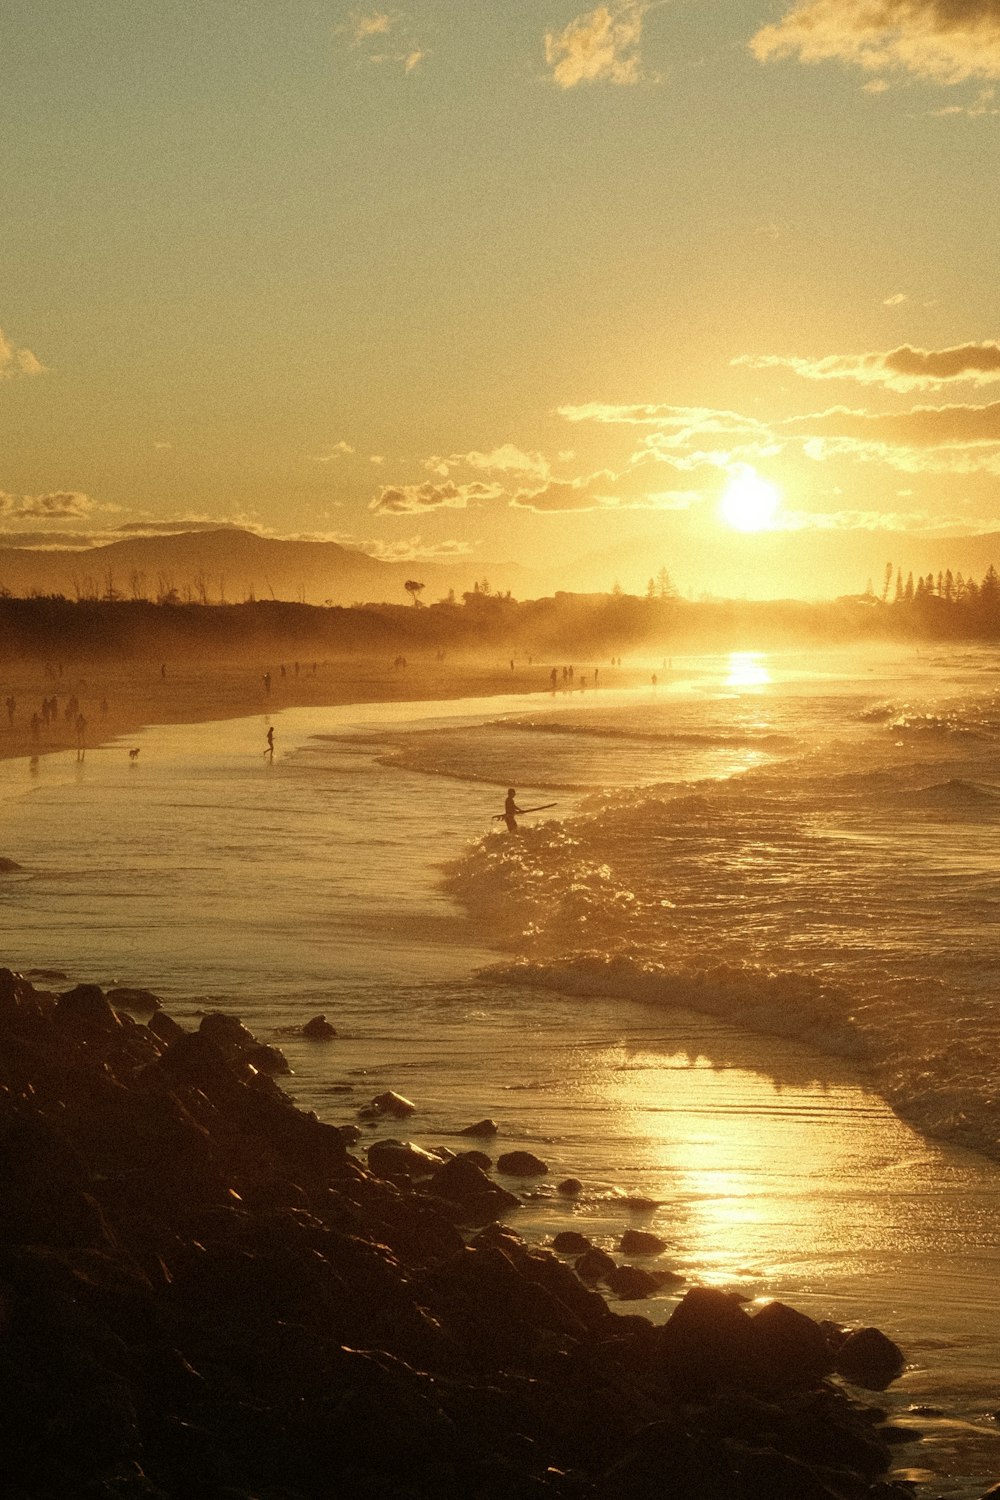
0, 653, 646, 766
0, 967, 923, 1499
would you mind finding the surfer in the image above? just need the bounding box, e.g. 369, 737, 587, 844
503, 788, 522, 832
494, 791, 557, 831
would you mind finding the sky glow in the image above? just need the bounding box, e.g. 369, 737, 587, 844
2, 2, 999, 593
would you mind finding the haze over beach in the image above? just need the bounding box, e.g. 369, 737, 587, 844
5, 4, 1000, 1500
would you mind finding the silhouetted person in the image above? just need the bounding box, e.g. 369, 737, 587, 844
4, 695, 14, 724
263, 672, 271, 694
550, 667, 557, 692
503, 788, 523, 833
265, 725, 274, 757
160, 663, 166, 678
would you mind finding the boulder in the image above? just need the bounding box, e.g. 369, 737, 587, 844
367, 1139, 440, 1178
55, 984, 121, 1033
551, 1230, 592, 1254
458, 1118, 498, 1137
106, 988, 162, 1012
556, 1177, 583, 1196
833, 1326, 906, 1390
604, 1264, 670, 1300
574, 1246, 618, 1284
455, 1149, 491, 1170
620, 1228, 668, 1255
302, 1014, 336, 1039
751, 1301, 835, 1390
424, 1155, 520, 1225
359, 1090, 416, 1120
657, 1286, 758, 1393
495, 1150, 548, 1176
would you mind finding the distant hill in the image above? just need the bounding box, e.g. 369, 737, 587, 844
0, 528, 541, 607
3, 522, 998, 608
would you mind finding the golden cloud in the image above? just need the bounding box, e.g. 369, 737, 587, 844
751, 0, 1000, 85
369, 480, 501, 514
0, 491, 94, 519
0, 327, 46, 379
735, 341, 1000, 391
544, 4, 651, 89
512, 468, 699, 511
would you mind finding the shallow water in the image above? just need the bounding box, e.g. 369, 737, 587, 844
1, 650, 999, 1495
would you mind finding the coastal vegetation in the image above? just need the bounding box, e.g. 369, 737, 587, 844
3, 562, 1000, 668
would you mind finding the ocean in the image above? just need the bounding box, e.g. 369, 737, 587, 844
1, 645, 999, 1496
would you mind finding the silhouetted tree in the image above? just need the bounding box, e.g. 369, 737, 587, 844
404, 579, 425, 606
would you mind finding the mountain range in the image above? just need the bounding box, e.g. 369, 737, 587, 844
0, 523, 998, 606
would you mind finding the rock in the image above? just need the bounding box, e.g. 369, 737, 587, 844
0, 856, 21, 872
301, 1013, 336, 1039
551, 1230, 592, 1254
55, 984, 121, 1033
246, 1042, 291, 1075
657, 1286, 758, 1393
574, 1247, 618, 1284
147, 1010, 185, 1045
619, 1228, 668, 1255
458, 1118, 498, 1137
604, 1264, 670, 1300
455, 1149, 491, 1170
833, 1326, 906, 1390
424, 1155, 520, 1225
556, 1177, 583, 1196
198, 1010, 257, 1051
106, 988, 162, 1012
495, 1150, 548, 1176
751, 1301, 834, 1390
359, 1090, 416, 1120
367, 1139, 440, 1178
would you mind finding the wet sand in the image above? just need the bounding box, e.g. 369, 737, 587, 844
0, 653, 609, 765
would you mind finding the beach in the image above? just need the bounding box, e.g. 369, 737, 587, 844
2, 645, 1000, 1494
0, 652, 630, 766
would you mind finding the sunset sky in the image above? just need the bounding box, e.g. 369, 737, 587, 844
3, 0, 1000, 591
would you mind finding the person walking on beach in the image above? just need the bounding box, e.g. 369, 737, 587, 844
265, 725, 274, 757
502, 788, 523, 833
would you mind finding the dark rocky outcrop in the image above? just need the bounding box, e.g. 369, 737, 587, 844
0, 965, 927, 1498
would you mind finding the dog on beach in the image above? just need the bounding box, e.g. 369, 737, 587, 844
128, 748, 140, 761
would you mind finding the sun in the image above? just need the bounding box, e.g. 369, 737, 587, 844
719, 467, 781, 533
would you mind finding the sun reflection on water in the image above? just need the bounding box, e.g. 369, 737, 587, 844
726, 652, 771, 690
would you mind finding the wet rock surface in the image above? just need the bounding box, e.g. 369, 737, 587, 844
0, 966, 956, 1498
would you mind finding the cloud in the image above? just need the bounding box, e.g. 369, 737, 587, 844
930, 84, 1000, 111
0, 491, 94, 519
357, 535, 476, 561
309, 440, 355, 461
750, 0, 1000, 86
512, 468, 700, 511
784, 399, 1000, 447
781, 399, 1000, 473
427, 444, 551, 479
734, 341, 1000, 392
369, 479, 502, 514
780, 505, 980, 532
544, 3, 653, 88
351, 12, 391, 43
0, 327, 46, 379
346, 10, 427, 71
115, 518, 253, 536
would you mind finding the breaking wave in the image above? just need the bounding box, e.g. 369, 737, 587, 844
444, 705, 1000, 1164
